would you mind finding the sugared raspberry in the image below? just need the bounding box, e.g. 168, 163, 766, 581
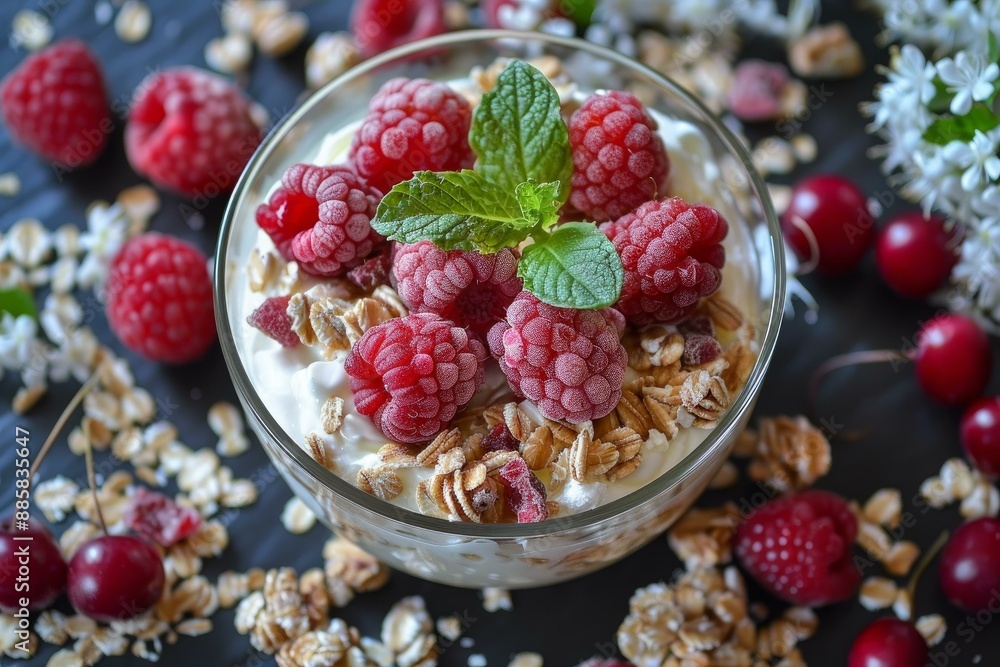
247, 295, 299, 348
683, 335, 722, 366
124, 488, 202, 547
0, 39, 110, 167
568, 91, 670, 223
104, 233, 215, 364
488, 292, 627, 423
255, 163, 383, 278
345, 313, 487, 444
600, 197, 728, 326
350, 0, 446, 58
481, 422, 519, 453
347, 243, 394, 290
125, 67, 263, 197
497, 457, 549, 523
348, 78, 474, 193
728, 60, 789, 122
735, 489, 861, 606
392, 241, 522, 339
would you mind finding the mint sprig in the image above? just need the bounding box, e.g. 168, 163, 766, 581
924, 104, 1000, 146
0, 287, 37, 321
371, 60, 624, 310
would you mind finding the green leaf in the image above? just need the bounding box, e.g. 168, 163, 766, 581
560, 0, 596, 25
515, 180, 562, 231
923, 104, 1000, 146
990, 33, 1000, 64
371, 171, 535, 253
0, 288, 36, 321
470, 60, 572, 200
518, 222, 623, 309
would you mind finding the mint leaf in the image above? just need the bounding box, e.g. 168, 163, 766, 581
518, 222, 623, 309
924, 104, 1000, 145
560, 0, 596, 25
371, 170, 535, 253
470, 60, 572, 199
0, 288, 36, 320
516, 181, 562, 231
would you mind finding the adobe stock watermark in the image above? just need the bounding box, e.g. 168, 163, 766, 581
928, 588, 1000, 666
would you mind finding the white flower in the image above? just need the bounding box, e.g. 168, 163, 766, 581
942, 131, 1000, 191
0, 313, 40, 370
937, 51, 999, 116
78, 202, 128, 291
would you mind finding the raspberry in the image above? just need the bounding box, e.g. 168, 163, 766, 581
248, 295, 299, 348
255, 163, 383, 278
568, 91, 670, 223
735, 489, 861, 606
345, 313, 487, 443
488, 292, 627, 423
350, 0, 446, 58
124, 488, 202, 547
600, 197, 728, 326
677, 314, 715, 337
481, 422, 519, 453
392, 241, 522, 339
348, 78, 474, 193
682, 334, 722, 366
347, 243, 394, 290
105, 233, 215, 364
497, 457, 549, 523
125, 67, 262, 197
728, 60, 789, 122
0, 39, 110, 167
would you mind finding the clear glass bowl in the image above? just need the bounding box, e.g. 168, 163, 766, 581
215, 30, 785, 589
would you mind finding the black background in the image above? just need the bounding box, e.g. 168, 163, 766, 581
2, 1, 1000, 665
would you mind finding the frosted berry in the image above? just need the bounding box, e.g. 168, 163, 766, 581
727, 60, 788, 122
682, 334, 722, 366
961, 396, 1000, 480
0, 39, 110, 166
568, 90, 670, 222
876, 211, 958, 299
125, 67, 262, 197
124, 487, 202, 547
347, 243, 393, 290
349, 78, 474, 193
392, 241, 522, 339
488, 292, 627, 423
600, 197, 727, 325
847, 618, 928, 667
0, 518, 66, 613
67, 535, 165, 622
497, 457, 549, 523
939, 517, 1000, 613
248, 295, 299, 348
350, 0, 446, 58
914, 314, 991, 406
105, 233, 215, 364
345, 313, 487, 443
255, 163, 383, 278
735, 489, 860, 606
481, 422, 519, 453
782, 174, 874, 275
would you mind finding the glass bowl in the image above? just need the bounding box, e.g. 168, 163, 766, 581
215, 29, 785, 589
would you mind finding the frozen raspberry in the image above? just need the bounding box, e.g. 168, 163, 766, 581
345, 313, 487, 443
481, 422, 519, 453
347, 243, 393, 290
248, 295, 299, 348
125, 67, 263, 197
350, 0, 446, 58
105, 233, 215, 364
255, 163, 383, 278
728, 59, 789, 122
678, 315, 715, 337
568, 90, 670, 223
682, 334, 722, 366
497, 457, 549, 523
348, 78, 474, 193
392, 241, 522, 339
601, 197, 728, 326
735, 489, 860, 606
488, 292, 627, 423
124, 488, 202, 547
0, 39, 110, 166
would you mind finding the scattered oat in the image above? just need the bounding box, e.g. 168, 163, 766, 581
254, 10, 309, 57
35, 475, 80, 523
960, 480, 1000, 519
436, 616, 463, 642
10, 10, 52, 51
745, 416, 831, 491
13, 384, 46, 414
205, 33, 254, 74
0, 173, 20, 197
306, 32, 361, 89
667, 503, 740, 570
791, 134, 818, 163
6, 218, 52, 269
883, 541, 921, 577
280, 497, 317, 535
768, 183, 792, 216
115, 0, 152, 43
859, 577, 898, 611
863, 488, 903, 528
789, 22, 864, 79
753, 137, 796, 176
508, 653, 543, 667
916, 614, 947, 647
209, 401, 249, 457
482, 587, 512, 612
469, 655, 487, 667
892, 588, 913, 621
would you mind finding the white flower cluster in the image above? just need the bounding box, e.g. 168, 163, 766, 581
867, 42, 1000, 330
870, 0, 1000, 58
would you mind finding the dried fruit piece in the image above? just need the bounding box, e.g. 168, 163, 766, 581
481, 422, 519, 453
248, 295, 299, 347
497, 457, 549, 523
124, 487, 202, 547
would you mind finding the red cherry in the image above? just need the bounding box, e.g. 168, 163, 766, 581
67, 535, 165, 622
914, 314, 992, 406
781, 174, 875, 275
876, 212, 958, 299
962, 396, 1000, 480
0, 517, 67, 613
847, 617, 928, 667
939, 517, 1000, 613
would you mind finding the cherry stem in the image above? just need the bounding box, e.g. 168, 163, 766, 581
84, 429, 108, 536
786, 214, 821, 276
906, 530, 950, 610
27, 372, 100, 484
808, 349, 910, 433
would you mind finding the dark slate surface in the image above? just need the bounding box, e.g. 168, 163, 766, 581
2, 1, 999, 665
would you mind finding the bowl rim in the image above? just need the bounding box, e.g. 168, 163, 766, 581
215, 28, 786, 539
